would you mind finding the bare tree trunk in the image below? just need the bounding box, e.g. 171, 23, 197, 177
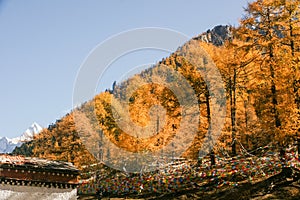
230, 68, 237, 156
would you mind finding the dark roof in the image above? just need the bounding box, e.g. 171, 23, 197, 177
0, 154, 79, 173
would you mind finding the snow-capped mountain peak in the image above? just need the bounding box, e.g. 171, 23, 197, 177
0, 122, 43, 153
19, 122, 43, 141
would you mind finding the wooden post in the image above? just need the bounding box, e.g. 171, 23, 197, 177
210, 150, 216, 167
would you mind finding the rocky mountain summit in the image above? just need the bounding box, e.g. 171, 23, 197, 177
193, 25, 233, 46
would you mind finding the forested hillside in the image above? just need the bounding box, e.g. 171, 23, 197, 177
13, 0, 300, 170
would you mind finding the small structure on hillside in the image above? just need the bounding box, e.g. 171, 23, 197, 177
0, 154, 80, 189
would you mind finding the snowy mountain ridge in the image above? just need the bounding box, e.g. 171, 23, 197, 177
0, 122, 43, 153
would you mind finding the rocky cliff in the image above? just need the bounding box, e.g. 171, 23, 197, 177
193, 25, 233, 46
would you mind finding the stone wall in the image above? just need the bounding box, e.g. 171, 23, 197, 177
0, 185, 77, 200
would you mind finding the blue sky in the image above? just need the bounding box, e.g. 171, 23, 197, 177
0, 0, 250, 138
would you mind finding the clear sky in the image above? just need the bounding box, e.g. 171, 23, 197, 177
0, 0, 250, 138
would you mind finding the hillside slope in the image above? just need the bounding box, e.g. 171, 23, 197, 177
13, 2, 300, 169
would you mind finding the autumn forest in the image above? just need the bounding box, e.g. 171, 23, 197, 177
13, 0, 300, 172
